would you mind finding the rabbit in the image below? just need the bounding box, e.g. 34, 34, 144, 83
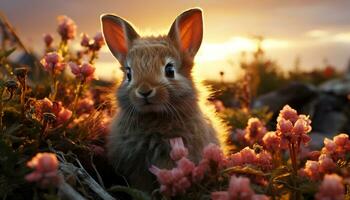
101, 8, 228, 192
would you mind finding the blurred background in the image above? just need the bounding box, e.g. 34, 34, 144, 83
2, 0, 350, 81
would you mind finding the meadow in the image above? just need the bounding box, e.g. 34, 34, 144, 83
0, 14, 349, 200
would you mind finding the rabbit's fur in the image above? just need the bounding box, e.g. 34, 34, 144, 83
101, 8, 228, 191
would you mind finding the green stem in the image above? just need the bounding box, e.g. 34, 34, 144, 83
72, 80, 84, 117
50, 74, 58, 101
89, 51, 97, 64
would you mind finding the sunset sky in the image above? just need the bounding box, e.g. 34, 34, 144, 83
1, 0, 350, 81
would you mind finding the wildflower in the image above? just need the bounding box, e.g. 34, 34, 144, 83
69, 62, 95, 82
57, 15, 76, 41
244, 117, 267, 145
239, 147, 256, 164
315, 174, 345, 200
300, 160, 320, 181
25, 153, 61, 188
318, 154, 336, 173
149, 166, 173, 186
191, 159, 208, 182
35, 98, 72, 126
322, 134, 350, 160
255, 151, 273, 170
276, 105, 312, 174
211, 175, 268, 200
43, 33, 54, 47
169, 137, 188, 161
40, 52, 65, 75
277, 105, 298, 124
202, 143, 226, 169
80, 33, 90, 47
333, 133, 349, 147
91, 32, 105, 51
262, 131, 286, 152
149, 165, 191, 196
177, 157, 195, 175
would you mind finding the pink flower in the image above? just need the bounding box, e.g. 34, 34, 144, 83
315, 174, 345, 200
57, 15, 76, 41
35, 98, 72, 126
318, 154, 336, 173
149, 165, 173, 185
202, 143, 226, 169
239, 147, 256, 164
255, 151, 272, 170
277, 105, 298, 124
169, 137, 188, 161
91, 32, 105, 51
229, 152, 243, 166
56, 107, 72, 125
262, 131, 287, 152
323, 138, 336, 154
177, 157, 195, 176
244, 117, 267, 145
301, 160, 320, 181
277, 118, 293, 138
211, 191, 229, 200
333, 133, 348, 147
25, 153, 60, 188
69, 62, 95, 82
228, 175, 254, 199
43, 33, 53, 47
191, 159, 208, 182
40, 52, 65, 75
80, 33, 90, 47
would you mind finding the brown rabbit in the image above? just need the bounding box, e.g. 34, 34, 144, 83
101, 8, 228, 191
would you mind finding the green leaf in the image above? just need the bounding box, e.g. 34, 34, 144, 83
108, 185, 151, 200
221, 165, 266, 177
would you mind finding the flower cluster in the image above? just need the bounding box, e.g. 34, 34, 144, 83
43, 33, 54, 48
229, 147, 272, 171
244, 117, 267, 145
211, 175, 268, 200
315, 174, 345, 200
25, 153, 61, 188
40, 52, 65, 75
69, 62, 95, 82
80, 32, 105, 51
276, 105, 311, 146
262, 131, 287, 153
299, 154, 336, 181
35, 98, 72, 126
234, 117, 267, 146
57, 15, 76, 41
322, 133, 350, 160
150, 138, 227, 196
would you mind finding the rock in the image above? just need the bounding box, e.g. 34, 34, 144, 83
319, 74, 350, 96
253, 82, 318, 113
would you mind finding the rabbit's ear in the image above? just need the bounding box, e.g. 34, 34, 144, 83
168, 8, 203, 58
101, 14, 139, 63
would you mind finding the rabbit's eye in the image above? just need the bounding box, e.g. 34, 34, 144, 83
165, 63, 175, 78
126, 67, 132, 81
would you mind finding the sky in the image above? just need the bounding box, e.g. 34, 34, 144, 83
1, 0, 350, 81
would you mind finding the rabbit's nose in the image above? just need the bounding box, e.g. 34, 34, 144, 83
136, 85, 155, 98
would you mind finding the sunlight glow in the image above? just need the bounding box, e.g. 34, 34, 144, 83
195, 37, 290, 63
